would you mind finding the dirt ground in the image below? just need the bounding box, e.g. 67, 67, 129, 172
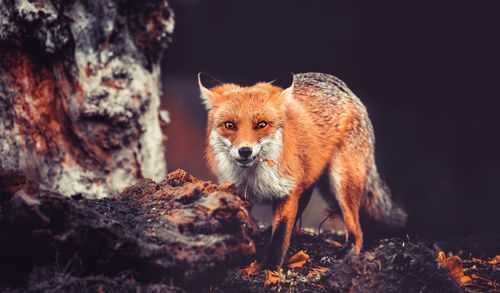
1, 170, 498, 292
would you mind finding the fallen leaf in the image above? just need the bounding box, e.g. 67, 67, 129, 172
287, 250, 310, 268
264, 269, 282, 287
306, 266, 329, 279
487, 255, 499, 265
437, 251, 472, 285
240, 261, 261, 276
263, 159, 276, 167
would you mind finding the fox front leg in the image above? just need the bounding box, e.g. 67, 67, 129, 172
264, 190, 301, 270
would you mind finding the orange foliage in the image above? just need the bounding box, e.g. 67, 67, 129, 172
264, 269, 282, 287
437, 251, 471, 285
287, 250, 310, 268
306, 266, 329, 279
262, 159, 276, 167
240, 261, 261, 276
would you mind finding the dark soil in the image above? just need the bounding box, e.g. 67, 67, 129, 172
0, 170, 498, 292
0, 169, 257, 291
218, 230, 462, 293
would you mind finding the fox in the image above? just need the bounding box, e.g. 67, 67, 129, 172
198, 72, 407, 270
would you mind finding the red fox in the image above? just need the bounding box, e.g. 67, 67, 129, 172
198, 72, 407, 270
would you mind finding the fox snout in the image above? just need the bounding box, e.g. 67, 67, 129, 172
238, 147, 253, 158
233, 145, 258, 167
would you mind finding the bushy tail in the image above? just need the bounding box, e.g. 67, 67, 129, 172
362, 165, 407, 228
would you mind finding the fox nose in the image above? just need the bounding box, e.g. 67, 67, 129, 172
238, 147, 253, 158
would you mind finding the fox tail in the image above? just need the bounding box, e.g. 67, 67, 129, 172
362, 165, 407, 228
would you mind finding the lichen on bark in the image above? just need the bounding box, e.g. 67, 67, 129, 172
0, 0, 174, 198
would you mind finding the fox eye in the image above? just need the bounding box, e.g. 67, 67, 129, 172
256, 121, 267, 129
224, 121, 236, 130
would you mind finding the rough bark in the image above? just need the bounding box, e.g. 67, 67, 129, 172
0, 169, 259, 289
0, 0, 174, 198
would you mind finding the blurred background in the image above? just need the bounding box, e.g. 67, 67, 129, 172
160, 0, 499, 240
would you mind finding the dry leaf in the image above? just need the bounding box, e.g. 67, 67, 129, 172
306, 266, 329, 279
264, 269, 281, 287
287, 250, 310, 268
262, 159, 276, 167
240, 261, 261, 276
437, 251, 472, 285
487, 255, 499, 265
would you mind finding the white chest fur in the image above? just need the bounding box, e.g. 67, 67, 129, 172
209, 129, 295, 202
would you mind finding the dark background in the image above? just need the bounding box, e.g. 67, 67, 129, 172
160, 0, 500, 240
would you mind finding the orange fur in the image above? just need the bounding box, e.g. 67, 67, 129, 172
200, 72, 406, 269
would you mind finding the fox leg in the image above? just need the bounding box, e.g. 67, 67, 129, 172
328, 153, 367, 253
264, 189, 301, 270
295, 187, 314, 227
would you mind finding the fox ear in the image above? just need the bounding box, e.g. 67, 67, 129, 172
271, 72, 294, 103
198, 72, 222, 110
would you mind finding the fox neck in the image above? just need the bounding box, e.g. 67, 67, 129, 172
209, 127, 295, 202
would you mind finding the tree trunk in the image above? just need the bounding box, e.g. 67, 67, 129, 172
0, 0, 174, 198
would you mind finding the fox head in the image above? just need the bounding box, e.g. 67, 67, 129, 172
199, 73, 294, 170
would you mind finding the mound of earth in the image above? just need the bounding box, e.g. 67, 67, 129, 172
1, 170, 497, 292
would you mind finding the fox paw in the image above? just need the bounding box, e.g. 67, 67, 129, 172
336, 236, 357, 257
